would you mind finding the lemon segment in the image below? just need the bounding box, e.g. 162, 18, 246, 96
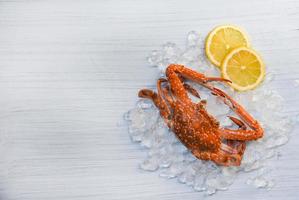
221, 47, 265, 91
205, 25, 250, 67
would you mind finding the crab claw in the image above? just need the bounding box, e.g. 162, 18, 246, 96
210, 87, 236, 109
211, 87, 226, 97
228, 116, 247, 130
138, 89, 156, 98
206, 77, 232, 84
183, 83, 201, 99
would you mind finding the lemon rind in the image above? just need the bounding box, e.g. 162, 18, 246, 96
205, 25, 250, 68
221, 47, 265, 91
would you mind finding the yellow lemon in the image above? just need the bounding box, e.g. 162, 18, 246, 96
221, 47, 265, 91
205, 25, 250, 67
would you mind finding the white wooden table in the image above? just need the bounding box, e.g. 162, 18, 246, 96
0, 0, 299, 199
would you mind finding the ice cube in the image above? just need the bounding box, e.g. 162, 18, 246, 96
219, 115, 233, 127
140, 157, 159, 171
169, 162, 185, 176
264, 72, 275, 84
184, 153, 197, 162
158, 155, 173, 168
130, 132, 143, 142
206, 97, 230, 117
136, 99, 154, 109
178, 165, 196, 185
262, 149, 276, 159
158, 63, 168, 73
206, 187, 216, 195
141, 133, 153, 148
267, 180, 275, 189
147, 50, 163, 66
244, 160, 263, 172
246, 177, 268, 188
221, 167, 238, 177
159, 168, 177, 178
160, 162, 185, 178
178, 46, 200, 66
161, 42, 181, 65
241, 145, 264, 172
172, 143, 188, 154
265, 135, 289, 148
234, 92, 255, 111
186, 31, 200, 47
193, 174, 207, 191
208, 177, 231, 191
162, 42, 180, 56
266, 93, 284, 110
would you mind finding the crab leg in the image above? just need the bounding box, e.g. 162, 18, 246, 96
166, 64, 231, 103
193, 149, 242, 166
214, 149, 242, 166
212, 88, 264, 141
221, 118, 247, 157
221, 143, 239, 154
138, 79, 171, 123
166, 64, 231, 85
228, 116, 246, 130
139, 78, 176, 127
158, 78, 175, 108
165, 65, 190, 102
226, 140, 246, 159
220, 124, 263, 141
183, 83, 201, 98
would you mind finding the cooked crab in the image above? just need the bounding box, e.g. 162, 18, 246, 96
138, 64, 263, 166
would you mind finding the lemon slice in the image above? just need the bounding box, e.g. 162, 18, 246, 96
221, 47, 265, 91
205, 25, 250, 67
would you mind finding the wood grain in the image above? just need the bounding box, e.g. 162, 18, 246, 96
0, 0, 299, 199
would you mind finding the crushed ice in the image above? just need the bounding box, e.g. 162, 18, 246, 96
124, 31, 295, 195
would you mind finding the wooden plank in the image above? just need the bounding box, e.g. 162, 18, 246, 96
0, 0, 298, 199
